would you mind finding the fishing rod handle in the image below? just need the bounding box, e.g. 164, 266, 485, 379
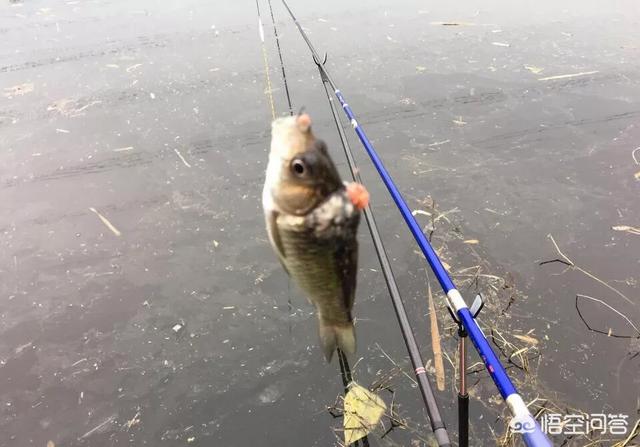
458, 393, 469, 447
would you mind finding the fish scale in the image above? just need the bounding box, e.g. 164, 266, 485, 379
278, 220, 349, 325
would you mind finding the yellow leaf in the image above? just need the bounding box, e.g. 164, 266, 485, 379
634, 171, 640, 180
463, 239, 479, 244
344, 383, 386, 445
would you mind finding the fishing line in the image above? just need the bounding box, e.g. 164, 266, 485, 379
266, 0, 294, 115
256, 0, 296, 342
255, 0, 276, 120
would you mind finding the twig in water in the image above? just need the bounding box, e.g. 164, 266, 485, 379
575, 294, 640, 338
538, 258, 572, 267
541, 234, 635, 305
612, 225, 640, 236
174, 148, 192, 168
89, 207, 122, 236
537, 71, 598, 81
78, 415, 116, 440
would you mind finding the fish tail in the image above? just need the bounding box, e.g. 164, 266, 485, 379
318, 320, 356, 363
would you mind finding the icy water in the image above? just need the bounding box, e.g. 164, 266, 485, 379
1, 0, 639, 446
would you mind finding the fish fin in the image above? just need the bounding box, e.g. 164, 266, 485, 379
336, 322, 356, 356
265, 210, 289, 275
318, 321, 356, 363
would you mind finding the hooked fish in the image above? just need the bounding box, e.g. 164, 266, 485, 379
262, 113, 369, 362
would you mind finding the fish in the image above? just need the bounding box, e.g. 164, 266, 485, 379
262, 113, 369, 362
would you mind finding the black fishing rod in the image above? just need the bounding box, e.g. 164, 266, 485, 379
315, 55, 451, 447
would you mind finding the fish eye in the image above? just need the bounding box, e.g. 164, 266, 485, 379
291, 158, 307, 177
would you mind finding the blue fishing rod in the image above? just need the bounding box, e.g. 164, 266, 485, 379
280, 2, 552, 446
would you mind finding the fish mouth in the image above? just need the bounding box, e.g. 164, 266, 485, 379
273, 182, 344, 217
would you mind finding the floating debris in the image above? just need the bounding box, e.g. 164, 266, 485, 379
258, 384, 283, 404
78, 415, 116, 440
174, 148, 192, 168
48, 98, 101, 117
576, 294, 640, 338
125, 63, 142, 73
172, 323, 184, 334
542, 234, 633, 305
427, 282, 445, 391
125, 411, 141, 430
113, 146, 134, 152
88, 207, 122, 237
343, 382, 386, 445
612, 225, 640, 236
524, 65, 544, 74
430, 21, 475, 26
15, 341, 33, 354
71, 358, 87, 367
412, 209, 432, 218
3, 83, 34, 98
538, 70, 598, 81
513, 334, 539, 346
55, 128, 70, 134
428, 139, 450, 147
492, 41, 510, 47
463, 239, 479, 244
